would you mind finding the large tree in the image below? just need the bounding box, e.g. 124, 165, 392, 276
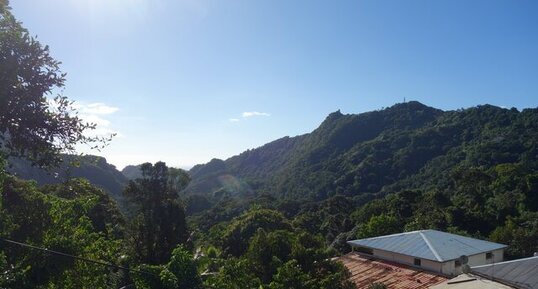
0, 0, 109, 167
124, 162, 190, 264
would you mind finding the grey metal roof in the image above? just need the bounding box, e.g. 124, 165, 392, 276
430, 273, 515, 289
347, 230, 507, 262
471, 256, 538, 289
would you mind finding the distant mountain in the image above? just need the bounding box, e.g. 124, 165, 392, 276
7, 155, 129, 207
121, 164, 143, 180
9, 101, 538, 211
186, 101, 538, 202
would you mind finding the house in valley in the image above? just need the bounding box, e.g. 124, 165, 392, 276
337, 253, 449, 289
347, 230, 506, 276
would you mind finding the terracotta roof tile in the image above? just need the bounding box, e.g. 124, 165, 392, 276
337, 253, 448, 289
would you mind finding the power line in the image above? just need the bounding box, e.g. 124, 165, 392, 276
0, 237, 158, 276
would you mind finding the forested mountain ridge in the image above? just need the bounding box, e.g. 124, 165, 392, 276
187, 101, 537, 202
186, 101, 538, 264
122, 164, 143, 180
7, 155, 129, 206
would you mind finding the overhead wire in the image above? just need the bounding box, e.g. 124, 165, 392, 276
0, 237, 158, 277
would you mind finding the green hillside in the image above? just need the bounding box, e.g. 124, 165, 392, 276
7, 155, 129, 208
187, 101, 538, 201
187, 101, 538, 260
121, 164, 143, 180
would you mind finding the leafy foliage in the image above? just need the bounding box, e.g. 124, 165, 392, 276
132, 246, 203, 289
123, 162, 190, 264
220, 208, 292, 257
204, 258, 261, 289
356, 214, 401, 239
0, 171, 125, 288
202, 208, 356, 289
7, 155, 129, 209
0, 0, 111, 167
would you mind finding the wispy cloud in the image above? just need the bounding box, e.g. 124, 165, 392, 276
74, 102, 121, 137
229, 111, 271, 122
76, 102, 119, 115
242, 111, 271, 118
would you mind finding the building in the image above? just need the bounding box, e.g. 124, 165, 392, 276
347, 230, 506, 276
337, 253, 448, 289
430, 273, 515, 289
432, 256, 538, 289
470, 256, 538, 289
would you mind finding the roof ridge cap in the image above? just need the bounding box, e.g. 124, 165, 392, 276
419, 231, 442, 261
361, 230, 419, 240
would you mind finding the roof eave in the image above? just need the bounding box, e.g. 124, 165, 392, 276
347, 241, 508, 263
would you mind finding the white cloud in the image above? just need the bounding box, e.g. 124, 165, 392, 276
82, 114, 111, 127
76, 102, 119, 115
228, 111, 271, 122
75, 102, 121, 138
242, 111, 271, 118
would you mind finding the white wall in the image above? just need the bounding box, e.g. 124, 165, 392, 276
370, 249, 443, 274
359, 248, 505, 276
440, 248, 505, 275
466, 249, 504, 267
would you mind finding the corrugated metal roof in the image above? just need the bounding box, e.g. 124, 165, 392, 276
430, 273, 514, 289
347, 230, 507, 262
337, 253, 448, 289
471, 256, 538, 289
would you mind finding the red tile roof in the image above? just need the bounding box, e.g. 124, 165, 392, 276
337, 253, 448, 289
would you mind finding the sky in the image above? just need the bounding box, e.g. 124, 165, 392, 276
11, 0, 538, 170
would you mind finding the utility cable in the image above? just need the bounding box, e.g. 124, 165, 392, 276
0, 237, 158, 276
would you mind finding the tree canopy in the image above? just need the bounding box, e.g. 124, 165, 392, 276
0, 0, 110, 167
124, 162, 190, 264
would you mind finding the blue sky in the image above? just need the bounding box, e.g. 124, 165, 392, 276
11, 0, 538, 169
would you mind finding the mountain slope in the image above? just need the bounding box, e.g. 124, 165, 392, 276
186, 102, 538, 202
121, 164, 143, 180
7, 155, 129, 206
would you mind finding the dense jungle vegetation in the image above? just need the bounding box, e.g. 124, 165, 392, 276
0, 159, 355, 288
1, 0, 537, 288
0, 1, 354, 287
